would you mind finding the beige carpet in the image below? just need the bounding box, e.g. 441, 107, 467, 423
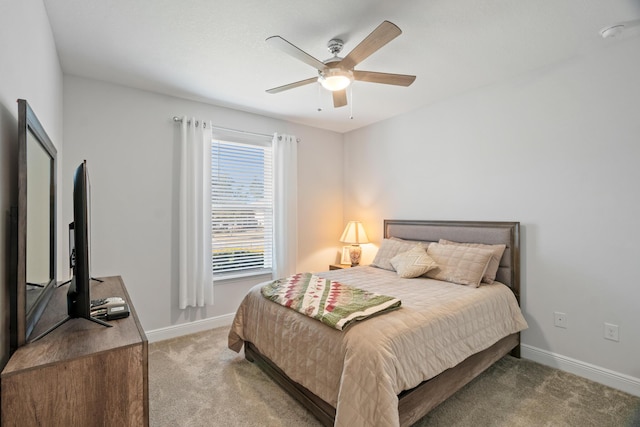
149, 327, 640, 427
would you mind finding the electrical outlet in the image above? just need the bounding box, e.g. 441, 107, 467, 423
604, 323, 619, 342
554, 312, 568, 328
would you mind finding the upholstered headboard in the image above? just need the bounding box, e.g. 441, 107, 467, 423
384, 220, 520, 300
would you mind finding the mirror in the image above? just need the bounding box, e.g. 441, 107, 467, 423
26, 131, 52, 304
12, 99, 57, 348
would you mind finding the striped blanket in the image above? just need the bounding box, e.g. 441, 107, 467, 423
261, 272, 401, 330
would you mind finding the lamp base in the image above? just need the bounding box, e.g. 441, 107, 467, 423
349, 244, 362, 267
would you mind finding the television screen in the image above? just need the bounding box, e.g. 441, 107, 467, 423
66, 161, 110, 327
67, 160, 92, 318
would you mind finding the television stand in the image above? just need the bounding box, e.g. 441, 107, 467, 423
29, 311, 112, 343
56, 276, 103, 288
30, 276, 113, 342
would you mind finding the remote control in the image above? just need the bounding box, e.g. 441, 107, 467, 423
90, 297, 125, 308
90, 298, 107, 308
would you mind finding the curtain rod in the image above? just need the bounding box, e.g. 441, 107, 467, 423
172, 116, 300, 142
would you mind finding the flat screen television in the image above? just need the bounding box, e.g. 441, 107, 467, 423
67, 160, 111, 325
31, 160, 111, 341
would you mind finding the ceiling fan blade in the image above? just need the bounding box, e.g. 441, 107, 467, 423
266, 36, 326, 71
353, 70, 416, 86
333, 90, 347, 108
266, 77, 318, 94
340, 21, 402, 70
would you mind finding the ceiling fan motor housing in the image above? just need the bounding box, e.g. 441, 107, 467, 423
319, 39, 351, 92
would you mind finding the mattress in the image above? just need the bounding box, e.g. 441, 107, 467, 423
228, 266, 528, 427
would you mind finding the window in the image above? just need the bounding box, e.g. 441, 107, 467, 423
211, 137, 273, 277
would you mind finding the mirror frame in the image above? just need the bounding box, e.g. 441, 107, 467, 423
12, 99, 57, 348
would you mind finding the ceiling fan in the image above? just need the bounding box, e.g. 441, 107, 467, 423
265, 21, 416, 108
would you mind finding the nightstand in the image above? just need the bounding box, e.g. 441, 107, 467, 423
329, 264, 351, 270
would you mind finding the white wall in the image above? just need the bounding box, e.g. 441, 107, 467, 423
0, 0, 63, 366
344, 37, 640, 387
62, 76, 343, 333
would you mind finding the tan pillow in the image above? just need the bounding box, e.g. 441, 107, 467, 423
390, 246, 438, 278
425, 243, 494, 287
439, 239, 506, 284
371, 238, 422, 271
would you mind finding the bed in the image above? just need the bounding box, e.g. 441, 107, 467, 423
228, 220, 528, 427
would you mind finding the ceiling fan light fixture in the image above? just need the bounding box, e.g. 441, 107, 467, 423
318, 68, 353, 91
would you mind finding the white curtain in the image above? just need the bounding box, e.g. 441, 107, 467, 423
179, 117, 214, 309
272, 133, 298, 279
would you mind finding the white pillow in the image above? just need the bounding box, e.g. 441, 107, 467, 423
390, 246, 438, 278
425, 243, 494, 287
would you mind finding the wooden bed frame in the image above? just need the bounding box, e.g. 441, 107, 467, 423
245, 220, 521, 426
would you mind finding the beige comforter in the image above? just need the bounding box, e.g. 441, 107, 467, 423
228, 266, 528, 427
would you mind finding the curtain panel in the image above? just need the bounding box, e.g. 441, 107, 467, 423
179, 116, 214, 309
272, 133, 298, 279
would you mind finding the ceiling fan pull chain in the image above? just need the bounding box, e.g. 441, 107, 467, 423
349, 86, 354, 120
317, 84, 323, 112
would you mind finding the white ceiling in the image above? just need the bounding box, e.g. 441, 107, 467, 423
43, 0, 640, 133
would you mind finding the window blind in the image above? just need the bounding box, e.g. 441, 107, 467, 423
211, 139, 273, 275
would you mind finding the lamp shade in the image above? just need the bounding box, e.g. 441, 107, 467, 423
339, 221, 369, 244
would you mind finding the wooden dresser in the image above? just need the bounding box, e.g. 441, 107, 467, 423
1, 276, 148, 426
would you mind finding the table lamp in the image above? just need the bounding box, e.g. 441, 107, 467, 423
339, 221, 369, 266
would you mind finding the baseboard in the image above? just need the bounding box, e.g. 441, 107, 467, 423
145, 313, 234, 343
521, 344, 640, 397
